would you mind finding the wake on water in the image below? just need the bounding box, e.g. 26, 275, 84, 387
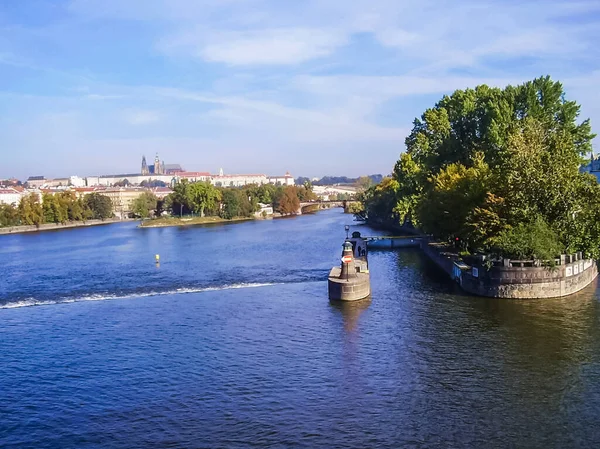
0, 282, 281, 309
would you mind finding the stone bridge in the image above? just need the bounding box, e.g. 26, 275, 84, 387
297, 200, 358, 215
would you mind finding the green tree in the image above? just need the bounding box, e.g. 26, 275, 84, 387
189, 182, 221, 217
0, 203, 19, 227
132, 192, 158, 218
220, 189, 241, 219
257, 183, 277, 205
18, 194, 44, 226
417, 153, 490, 243
171, 179, 193, 216
278, 186, 300, 215
355, 176, 373, 192
494, 218, 563, 261
61, 192, 84, 221
362, 177, 400, 224
370, 76, 597, 259
85, 193, 114, 220
42, 193, 59, 223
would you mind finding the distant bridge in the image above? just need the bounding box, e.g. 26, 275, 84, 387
297, 200, 359, 214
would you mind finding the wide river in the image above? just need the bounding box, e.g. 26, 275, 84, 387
2, 209, 600, 448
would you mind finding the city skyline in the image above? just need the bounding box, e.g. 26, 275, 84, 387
1, 1, 600, 180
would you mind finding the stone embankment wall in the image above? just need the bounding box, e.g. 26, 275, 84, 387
0, 219, 126, 235
422, 242, 598, 299
328, 267, 371, 301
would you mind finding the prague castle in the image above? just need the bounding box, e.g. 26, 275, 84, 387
142, 154, 185, 176
25, 153, 294, 188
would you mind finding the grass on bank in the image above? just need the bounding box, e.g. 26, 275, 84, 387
139, 215, 256, 228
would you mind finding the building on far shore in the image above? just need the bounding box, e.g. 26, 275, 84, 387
102, 187, 149, 219
178, 172, 212, 183
0, 187, 22, 206
254, 203, 274, 218
581, 154, 600, 182
23, 156, 295, 190
26, 176, 47, 188
164, 164, 184, 175
141, 154, 183, 176
267, 172, 295, 186
211, 168, 268, 187
209, 168, 296, 187
86, 174, 177, 187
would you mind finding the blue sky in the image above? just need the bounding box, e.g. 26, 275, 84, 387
1, 0, 599, 180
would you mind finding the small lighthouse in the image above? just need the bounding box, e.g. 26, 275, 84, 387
328, 230, 370, 301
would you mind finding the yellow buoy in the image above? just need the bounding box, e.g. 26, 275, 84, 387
155, 254, 160, 263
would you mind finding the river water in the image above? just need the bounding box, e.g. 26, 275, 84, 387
1, 209, 600, 448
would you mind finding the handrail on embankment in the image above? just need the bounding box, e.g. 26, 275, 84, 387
364, 235, 424, 249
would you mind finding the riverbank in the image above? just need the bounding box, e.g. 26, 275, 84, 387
364, 218, 598, 298
0, 218, 130, 235
139, 216, 256, 228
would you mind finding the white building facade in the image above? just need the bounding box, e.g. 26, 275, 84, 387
0, 188, 22, 206
267, 172, 295, 186
211, 174, 269, 187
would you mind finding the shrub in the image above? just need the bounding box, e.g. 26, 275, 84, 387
493, 217, 563, 261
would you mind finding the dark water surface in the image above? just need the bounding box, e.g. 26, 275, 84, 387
2, 209, 600, 448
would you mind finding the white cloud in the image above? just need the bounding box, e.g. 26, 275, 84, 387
160, 28, 348, 65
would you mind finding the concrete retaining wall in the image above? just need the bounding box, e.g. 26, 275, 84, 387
0, 219, 126, 235
422, 242, 598, 299
328, 267, 371, 301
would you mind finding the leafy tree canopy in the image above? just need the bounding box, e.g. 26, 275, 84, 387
363, 76, 598, 259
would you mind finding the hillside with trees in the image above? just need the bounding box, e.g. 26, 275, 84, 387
296, 174, 383, 186
362, 76, 600, 260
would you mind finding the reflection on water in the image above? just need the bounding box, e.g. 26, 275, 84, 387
330, 297, 372, 333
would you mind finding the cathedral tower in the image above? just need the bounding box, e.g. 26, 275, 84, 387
141, 155, 149, 175
154, 153, 162, 175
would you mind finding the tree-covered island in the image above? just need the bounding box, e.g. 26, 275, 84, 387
361, 76, 599, 261
140, 181, 318, 227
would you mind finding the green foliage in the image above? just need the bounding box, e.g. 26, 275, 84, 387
417, 155, 490, 242
0, 203, 20, 227
84, 193, 113, 220
277, 186, 301, 215
132, 192, 158, 218
361, 178, 400, 224
363, 76, 598, 259
189, 182, 221, 217
0, 191, 95, 227
18, 194, 43, 226
346, 202, 364, 215
220, 189, 254, 219
140, 180, 167, 188
162, 181, 320, 221
493, 218, 563, 261
355, 176, 373, 191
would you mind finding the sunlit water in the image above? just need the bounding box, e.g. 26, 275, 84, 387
2, 209, 600, 448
